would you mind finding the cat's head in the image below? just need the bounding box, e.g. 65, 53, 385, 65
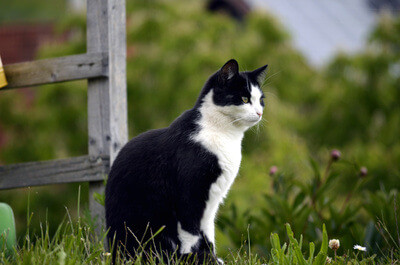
197, 59, 268, 130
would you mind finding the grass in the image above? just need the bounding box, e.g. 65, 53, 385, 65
0, 212, 394, 264
0, 214, 251, 264
1, 219, 109, 264
0, 188, 396, 264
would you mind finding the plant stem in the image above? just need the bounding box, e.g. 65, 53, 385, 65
323, 158, 333, 181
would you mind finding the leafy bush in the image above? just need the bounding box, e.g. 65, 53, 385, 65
363, 187, 400, 254
218, 151, 368, 255
299, 15, 400, 190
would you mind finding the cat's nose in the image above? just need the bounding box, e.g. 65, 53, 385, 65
257, 112, 263, 117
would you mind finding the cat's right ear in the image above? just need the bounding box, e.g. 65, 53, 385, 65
219, 59, 239, 83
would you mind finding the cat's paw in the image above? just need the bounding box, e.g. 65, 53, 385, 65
217, 257, 224, 265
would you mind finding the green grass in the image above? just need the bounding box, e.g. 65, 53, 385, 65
0, 212, 392, 264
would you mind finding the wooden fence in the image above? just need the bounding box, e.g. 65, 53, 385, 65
0, 0, 128, 237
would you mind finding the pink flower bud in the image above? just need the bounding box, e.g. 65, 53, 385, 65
330, 149, 341, 161
360, 167, 368, 177
269, 166, 278, 176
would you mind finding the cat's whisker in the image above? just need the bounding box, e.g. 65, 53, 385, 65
256, 123, 261, 136
264, 91, 277, 99
256, 119, 268, 132
262, 70, 280, 85
250, 125, 262, 139
263, 81, 276, 88
239, 64, 248, 73
228, 117, 246, 126
262, 72, 281, 92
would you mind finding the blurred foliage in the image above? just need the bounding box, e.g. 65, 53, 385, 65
299, 14, 400, 190
218, 153, 368, 255
0, 0, 399, 260
0, 0, 67, 23
363, 187, 400, 254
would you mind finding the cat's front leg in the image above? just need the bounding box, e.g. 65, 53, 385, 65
177, 222, 201, 254
200, 225, 226, 265
193, 232, 226, 265
176, 222, 221, 264
200, 219, 216, 251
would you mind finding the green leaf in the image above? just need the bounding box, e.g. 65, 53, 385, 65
308, 242, 315, 265
309, 156, 321, 183
293, 192, 307, 209
313, 252, 327, 265
285, 223, 294, 238
286, 224, 307, 265
270, 233, 281, 251
320, 224, 328, 254
92, 192, 105, 206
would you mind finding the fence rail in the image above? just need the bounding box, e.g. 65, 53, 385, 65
3, 52, 108, 89
0, 155, 110, 190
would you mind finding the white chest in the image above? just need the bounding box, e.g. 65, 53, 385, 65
188, 90, 248, 245
192, 127, 243, 243
193, 127, 242, 191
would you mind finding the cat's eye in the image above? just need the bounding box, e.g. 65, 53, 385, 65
260, 95, 265, 105
242, 97, 249, 103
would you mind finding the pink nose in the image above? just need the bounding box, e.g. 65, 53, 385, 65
257, 112, 263, 117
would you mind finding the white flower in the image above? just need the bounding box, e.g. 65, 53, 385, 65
329, 239, 340, 250
326, 257, 332, 263
353, 245, 367, 252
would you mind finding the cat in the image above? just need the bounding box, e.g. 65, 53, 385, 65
105, 59, 267, 264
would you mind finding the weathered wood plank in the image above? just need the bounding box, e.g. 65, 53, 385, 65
87, 0, 128, 240
3, 52, 108, 89
87, 0, 127, 162
0, 155, 109, 190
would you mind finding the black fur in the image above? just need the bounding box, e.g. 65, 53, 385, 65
105, 59, 267, 263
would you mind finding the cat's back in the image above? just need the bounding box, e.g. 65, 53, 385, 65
107, 133, 167, 194
105, 109, 201, 230
107, 109, 199, 182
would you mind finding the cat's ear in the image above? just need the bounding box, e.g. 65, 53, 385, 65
220, 59, 239, 82
251, 64, 268, 84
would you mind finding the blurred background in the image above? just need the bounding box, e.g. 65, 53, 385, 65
0, 0, 399, 258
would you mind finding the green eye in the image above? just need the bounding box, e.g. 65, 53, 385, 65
242, 97, 249, 103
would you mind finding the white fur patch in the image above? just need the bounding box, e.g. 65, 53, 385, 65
250, 84, 264, 117
190, 86, 264, 249
177, 222, 200, 254
190, 91, 242, 245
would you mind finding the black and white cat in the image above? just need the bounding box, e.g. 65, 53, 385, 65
105, 59, 267, 263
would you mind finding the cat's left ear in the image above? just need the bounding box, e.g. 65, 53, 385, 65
251, 64, 268, 84
220, 59, 239, 82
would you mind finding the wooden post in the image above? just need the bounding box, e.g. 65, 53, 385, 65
87, 0, 128, 238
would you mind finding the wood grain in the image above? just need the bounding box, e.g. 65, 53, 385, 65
3, 53, 108, 89
87, 0, 128, 240
0, 155, 109, 190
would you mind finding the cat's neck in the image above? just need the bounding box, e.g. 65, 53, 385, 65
195, 91, 247, 140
